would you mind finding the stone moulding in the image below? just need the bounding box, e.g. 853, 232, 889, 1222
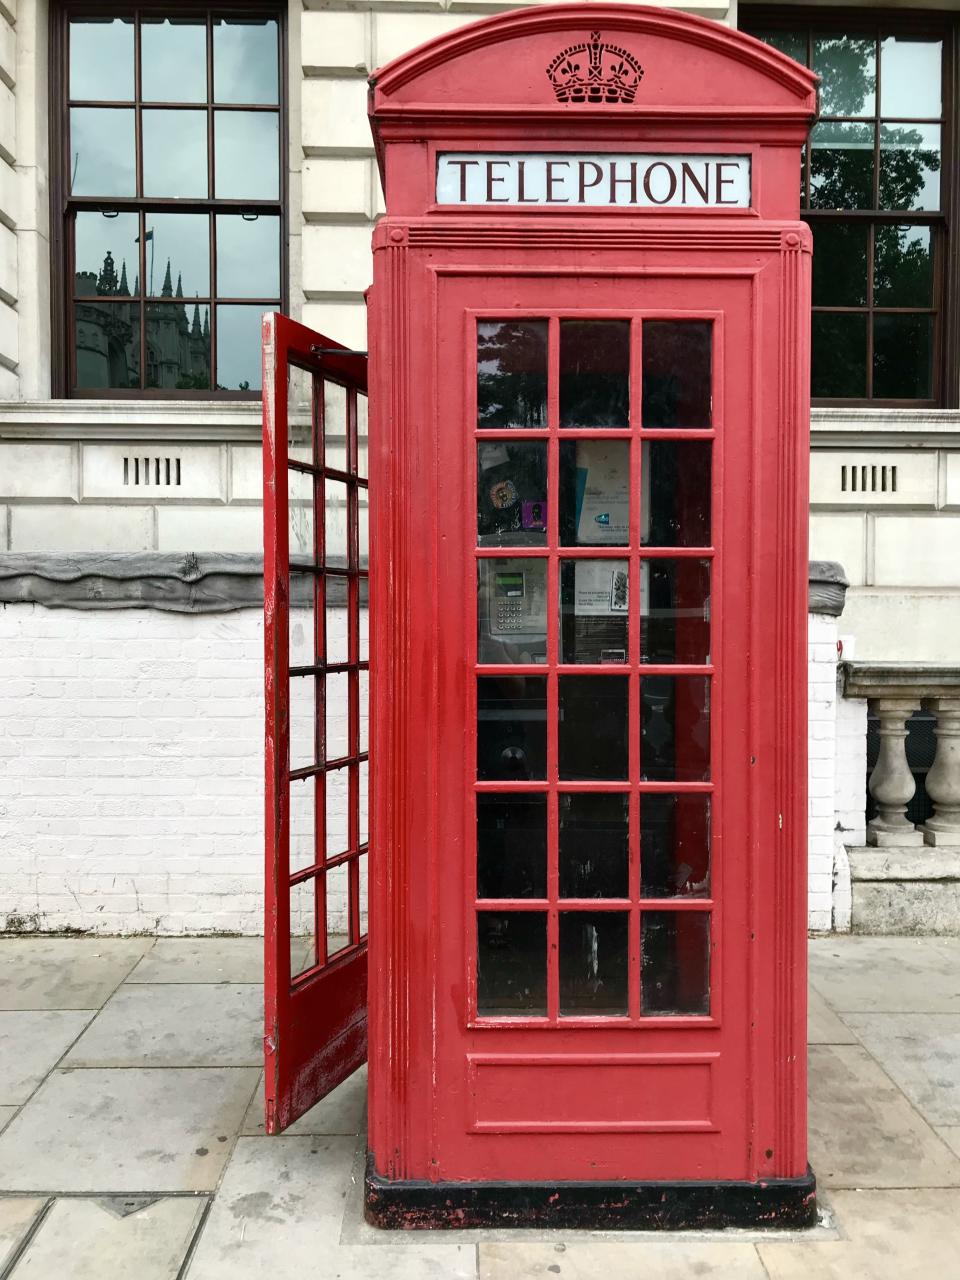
0, 552, 361, 612
0, 552, 833, 615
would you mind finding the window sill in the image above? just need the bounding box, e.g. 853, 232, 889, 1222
811, 406, 960, 445
0, 399, 267, 442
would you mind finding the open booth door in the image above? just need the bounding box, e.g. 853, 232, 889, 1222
262, 313, 369, 1133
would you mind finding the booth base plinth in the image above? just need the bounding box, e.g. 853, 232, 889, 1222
364, 1157, 817, 1231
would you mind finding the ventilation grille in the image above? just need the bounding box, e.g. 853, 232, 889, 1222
124, 456, 182, 487
840, 463, 897, 494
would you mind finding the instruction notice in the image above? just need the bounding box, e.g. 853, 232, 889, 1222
575, 441, 630, 545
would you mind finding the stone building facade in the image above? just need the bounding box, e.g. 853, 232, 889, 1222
0, 0, 958, 935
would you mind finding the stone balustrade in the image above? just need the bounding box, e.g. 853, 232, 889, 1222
843, 665, 960, 848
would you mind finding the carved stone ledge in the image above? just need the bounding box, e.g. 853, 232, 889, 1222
842, 664, 960, 700
0, 552, 363, 613
808, 560, 848, 617
847, 846, 960, 935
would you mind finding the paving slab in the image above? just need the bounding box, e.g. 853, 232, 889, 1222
186, 1136, 474, 1280
0, 1200, 46, 1272
0, 1109, 17, 1135
11, 1196, 206, 1280
479, 1241, 767, 1279
842, 1013, 960, 1127
758, 1188, 960, 1279
127, 938, 266, 985
63, 984, 262, 1068
0, 1012, 95, 1103
807, 990, 857, 1045
241, 1066, 367, 1137
938, 1126, 960, 1158
0, 1067, 259, 1193
809, 1043, 960, 1187
0, 940, 153, 1011
809, 936, 960, 1013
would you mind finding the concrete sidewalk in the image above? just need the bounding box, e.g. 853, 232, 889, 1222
0, 934, 958, 1278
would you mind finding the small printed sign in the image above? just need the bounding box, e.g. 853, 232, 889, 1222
436, 153, 751, 208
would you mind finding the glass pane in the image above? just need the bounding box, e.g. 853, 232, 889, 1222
874, 225, 933, 307
326, 768, 348, 858
641, 794, 711, 898
559, 912, 628, 1016
559, 793, 629, 898
70, 18, 134, 101
287, 467, 314, 564
477, 912, 547, 1016
811, 313, 867, 399
478, 558, 547, 665
641, 912, 710, 1015
290, 878, 316, 980
214, 18, 280, 105
75, 212, 139, 296
477, 794, 547, 899
324, 479, 348, 566
141, 20, 207, 103
216, 305, 270, 391
755, 31, 806, 64
70, 109, 136, 197
477, 676, 547, 781
559, 440, 630, 547
812, 223, 867, 307
359, 668, 369, 754
326, 862, 350, 957
216, 215, 281, 298
326, 597, 348, 665
477, 320, 548, 428
359, 758, 369, 846
145, 303, 211, 390
640, 675, 710, 782
326, 670, 350, 762
288, 674, 316, 773
142, 110, 208, 198
144, 214, 210, 298
641, 440, 711, 547
289, 777, 316, 875
879, 125, 940, 211
640, 559, 711, 664
214, 112, 279, 199
74, 301, 140, 389
558, 675, 629, 781
813, 35, 875, 117
559, 320, 630, 427
641, 321, 712, 428
810, 122, 874, 210
880, 38, 941, 118
559, 559, 629, 665
873, 315, 933, 400
477, 442, 548, 547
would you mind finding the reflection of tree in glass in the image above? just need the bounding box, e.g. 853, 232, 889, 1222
874, 314, 931, 399
477, 322, 547, 428
879, 127, 940, 210
814, 37, 875, 116
810, 123, 874, 208
875, 226, 932, 306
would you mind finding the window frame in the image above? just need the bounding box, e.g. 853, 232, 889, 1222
742, 6, 959, 410
49, 0, 288, 400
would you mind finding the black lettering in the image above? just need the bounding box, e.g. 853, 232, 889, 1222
516, 160, 539, 204
608, 160, 638, 205
545, 160, 571, 203
642, 161, 678, 205
485, 160, 511, 202
680, 161, 710, 205
445, 159, 479, 203
715, 161, 740, 205
578, 160, 604, 203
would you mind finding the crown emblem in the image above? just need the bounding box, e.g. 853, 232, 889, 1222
546, 30, 644, 105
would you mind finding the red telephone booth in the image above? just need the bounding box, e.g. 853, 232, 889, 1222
263, 0, 818, 1232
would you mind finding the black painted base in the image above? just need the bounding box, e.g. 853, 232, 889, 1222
364, 1155, 817, 1231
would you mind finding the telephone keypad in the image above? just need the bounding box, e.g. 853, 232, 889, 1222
496, 600, 525, 632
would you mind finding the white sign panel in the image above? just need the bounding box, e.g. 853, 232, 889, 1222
436, 153, 751, 208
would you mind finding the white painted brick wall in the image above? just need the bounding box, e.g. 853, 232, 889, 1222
3, 604, 848, 935
0, 604, 360, 937
807, 612, 840, 932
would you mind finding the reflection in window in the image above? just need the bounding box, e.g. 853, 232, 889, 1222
477, 795, 547, 899
477, 912, 547, 1016
641, 794, 710, 898
477, 320, 548, 428
640, 675, 710, 782
641, 912, 710, 1015
64, 10, 283, 395
559, 320, 630, 427
477, 441, 548, 547
559, 912, 629, 1015
749, 22, 945, 403
559, 793, 629, 898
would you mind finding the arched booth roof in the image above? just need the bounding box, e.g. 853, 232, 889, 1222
369, 3, 818, 149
